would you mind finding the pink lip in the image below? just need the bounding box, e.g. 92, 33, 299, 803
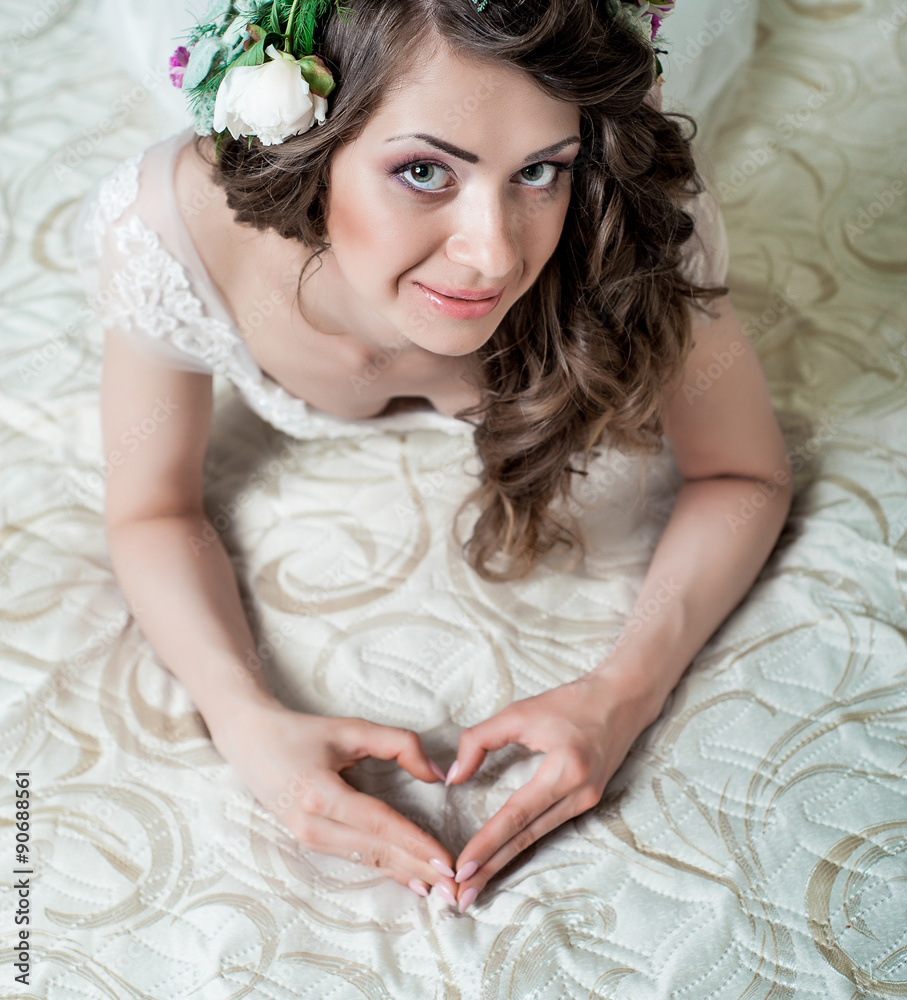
424, 283, 507, 301
415, 282, 505, 320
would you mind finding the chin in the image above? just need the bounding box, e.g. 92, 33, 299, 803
406, 326, 493, 357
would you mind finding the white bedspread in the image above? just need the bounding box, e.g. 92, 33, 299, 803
1, 1, 905, 997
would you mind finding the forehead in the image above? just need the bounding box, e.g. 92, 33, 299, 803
361, 35, 581, 150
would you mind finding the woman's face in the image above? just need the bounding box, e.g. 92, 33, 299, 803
324, 36, 582, 358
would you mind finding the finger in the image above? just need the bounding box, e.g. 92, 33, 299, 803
449, 709, 524, 785
323, 773, 456, 879
455, 793, 587, 908
283, 809, 449, 897
453, 769, 562, 884
338, 719, 444, 784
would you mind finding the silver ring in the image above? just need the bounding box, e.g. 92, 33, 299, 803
350, 851, 362, 863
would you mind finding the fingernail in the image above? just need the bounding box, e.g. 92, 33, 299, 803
445, 760, 460, 786
435, 883, 457, 907
458, 886, 478, 913
408, 878, 429, 897
428, 759, 446, 781
455, 859, 478, 883
430, 857, 455, 878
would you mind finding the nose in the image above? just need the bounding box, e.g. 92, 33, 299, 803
445, 188, 519, 282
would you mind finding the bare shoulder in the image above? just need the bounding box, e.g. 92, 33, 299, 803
173, 137, 229, 246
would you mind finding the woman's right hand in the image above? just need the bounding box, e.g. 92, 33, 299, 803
209, 701, 458, 901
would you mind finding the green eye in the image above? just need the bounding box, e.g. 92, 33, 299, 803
393, 158, 571, 195
521, 163, 559, 186
403, 163, 450, 191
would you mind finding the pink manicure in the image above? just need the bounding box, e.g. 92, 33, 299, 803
455, 859, 478, 883
445, 760, 460, 786
408, 878, 429, 897
458, 886, 478, 913
430, 857, 455, 878
435, 883, 457, 907
428, 760, 446, 781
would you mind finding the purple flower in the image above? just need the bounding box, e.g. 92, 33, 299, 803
619, 0, 675, 43
169, 46, 191, 89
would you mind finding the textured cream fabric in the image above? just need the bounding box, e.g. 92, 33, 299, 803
1, 1, 905, 998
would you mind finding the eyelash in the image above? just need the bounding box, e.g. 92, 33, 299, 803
389, 157, 575, 195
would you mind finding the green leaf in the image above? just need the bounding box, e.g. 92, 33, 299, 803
265, 0, 282, 34
227, 35, 266, 69
334, 4, 357, 24
292, 0, 314, 55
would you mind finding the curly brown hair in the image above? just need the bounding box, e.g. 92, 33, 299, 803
195, 0, 729, 582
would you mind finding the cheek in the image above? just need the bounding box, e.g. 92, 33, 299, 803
327, 177, 429, 272
524, 196, 570, 268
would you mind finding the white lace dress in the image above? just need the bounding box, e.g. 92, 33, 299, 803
74, 127, 729, 442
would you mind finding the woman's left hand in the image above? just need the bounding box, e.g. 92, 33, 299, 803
446, 666, 661, 912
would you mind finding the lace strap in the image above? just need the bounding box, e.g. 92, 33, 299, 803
84, 153, 144, 259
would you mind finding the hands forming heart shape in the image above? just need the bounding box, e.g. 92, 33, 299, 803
213, 665, 661, 913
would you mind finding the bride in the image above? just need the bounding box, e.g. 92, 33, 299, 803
78, 0, 786, 916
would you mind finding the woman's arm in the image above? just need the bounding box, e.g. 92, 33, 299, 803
106, 513, 284, 734
592, 291, 794, 702
447, 294, 793, 911
101, 331, 458, 900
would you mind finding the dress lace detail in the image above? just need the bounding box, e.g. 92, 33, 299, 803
107, 214, 240, 376
88, 153, 143, 256
103, 209, 431, 439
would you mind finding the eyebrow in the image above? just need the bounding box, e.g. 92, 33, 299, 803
386, 132, 582, 165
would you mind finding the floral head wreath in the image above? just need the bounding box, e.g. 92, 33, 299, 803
171, 0, 675, 148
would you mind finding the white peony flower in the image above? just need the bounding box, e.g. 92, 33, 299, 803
213, 44, 329, 146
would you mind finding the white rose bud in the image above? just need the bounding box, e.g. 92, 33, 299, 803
213, 44, 329, 146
